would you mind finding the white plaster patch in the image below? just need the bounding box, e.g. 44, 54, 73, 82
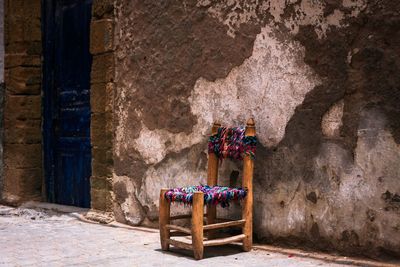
342, 0, 367, 17
189, 25, 321, 147
313, 109, 400, 238
321, 100, 344, 138
138, 156, 207, 212
197, 0, 367, 38
132, 123, 207, 165
255, 110, 400, 242
134, 126, 167, 165
112, 174, 144, 225
129, 25, 320, 164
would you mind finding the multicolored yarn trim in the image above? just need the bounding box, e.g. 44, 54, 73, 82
164, 185, 247, 208
208, 126, 257, 161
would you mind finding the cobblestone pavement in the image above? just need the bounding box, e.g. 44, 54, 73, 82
0, 205, 352, 267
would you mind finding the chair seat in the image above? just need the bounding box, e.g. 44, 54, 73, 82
164, 185, 247, 207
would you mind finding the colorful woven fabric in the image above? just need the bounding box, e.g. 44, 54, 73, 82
164, 185, 247, 208
208, 126, 257, 161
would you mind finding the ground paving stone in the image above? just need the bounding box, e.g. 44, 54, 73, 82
0, 205, 349, 266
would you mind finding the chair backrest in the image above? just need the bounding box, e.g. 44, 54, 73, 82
207, 118, 256, 189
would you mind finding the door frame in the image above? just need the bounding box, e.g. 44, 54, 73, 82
42, 0, 57, 203
41, 0, 93, 205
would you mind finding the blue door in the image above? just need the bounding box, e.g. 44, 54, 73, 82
43, 0, 92, 207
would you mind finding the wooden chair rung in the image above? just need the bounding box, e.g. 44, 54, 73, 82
166, 224, 191, 235
167, 238, 193, 250
170, 213, 207, 220
203, 234, 246, 247
170, 230, 190, 237
203, 219, 245, 231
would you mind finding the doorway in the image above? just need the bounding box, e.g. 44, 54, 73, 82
42, 0, 93, 207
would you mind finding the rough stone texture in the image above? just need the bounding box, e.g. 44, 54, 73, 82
113, 0, 400, 259
2, 0, 42, 204
89, 0, 116, 213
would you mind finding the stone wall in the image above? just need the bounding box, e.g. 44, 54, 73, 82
88, 0, 116, 213
2, 0, 42, 203
0, 0, 116, 211
113, 0, 400, 258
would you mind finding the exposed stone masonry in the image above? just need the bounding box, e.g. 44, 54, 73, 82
89, 0, 115, 212
2, 0, 42, 203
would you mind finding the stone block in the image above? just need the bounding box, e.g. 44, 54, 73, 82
8, 0, 40, 19
4, 119, 41, 144
4, 144, 42, 169
92, 147, 113, 166
23, 18, 41, 42
90, 19, 114, 55
27, 41, 42, 55
4, 95, 41, 120
6, 41, 41, 55
7, 0, 24, 19
91, 113, 113, 148
4, 168, 42, 198
91, 53, 114, 83
3, 168, 21, 197
23, 1, 41, 19
91, 176, 112, 190
90, 188, 112, 211
7, 67, 41, 95
7, 18, 24, 43
6, 43, 26, 54
5, 54, 41, 68
92, 159, 113, 178
91, 82, 114, 113
92, 0, 114, 19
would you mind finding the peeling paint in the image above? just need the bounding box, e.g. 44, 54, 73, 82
190, 25, 320, 147
112, 174, 144, 225
322, 100, 344, 138
197, 0, 367, 38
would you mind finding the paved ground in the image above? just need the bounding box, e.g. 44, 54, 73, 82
0, 204, 378, 266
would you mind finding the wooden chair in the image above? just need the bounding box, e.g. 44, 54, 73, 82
159, 119, 256, 260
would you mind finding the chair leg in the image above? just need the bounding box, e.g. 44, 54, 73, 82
159, 188, 170, 251
242, 191, 253, 252
206, 204, 216, 239
192, 192, 204, 260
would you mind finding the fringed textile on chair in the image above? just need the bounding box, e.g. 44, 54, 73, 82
208, 126, 257, 161
164, 185, 247, 208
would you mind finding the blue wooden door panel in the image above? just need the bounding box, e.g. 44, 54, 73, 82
43, 0, 92, 208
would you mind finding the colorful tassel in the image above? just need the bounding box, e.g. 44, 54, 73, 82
208, 126, 257, 161
164, 185, 247, 208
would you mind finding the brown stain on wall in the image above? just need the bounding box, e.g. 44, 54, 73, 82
114, 0, 261, 184
117, 0, 260, 133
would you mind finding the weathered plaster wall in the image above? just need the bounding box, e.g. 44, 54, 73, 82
113, 0, 400, 258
